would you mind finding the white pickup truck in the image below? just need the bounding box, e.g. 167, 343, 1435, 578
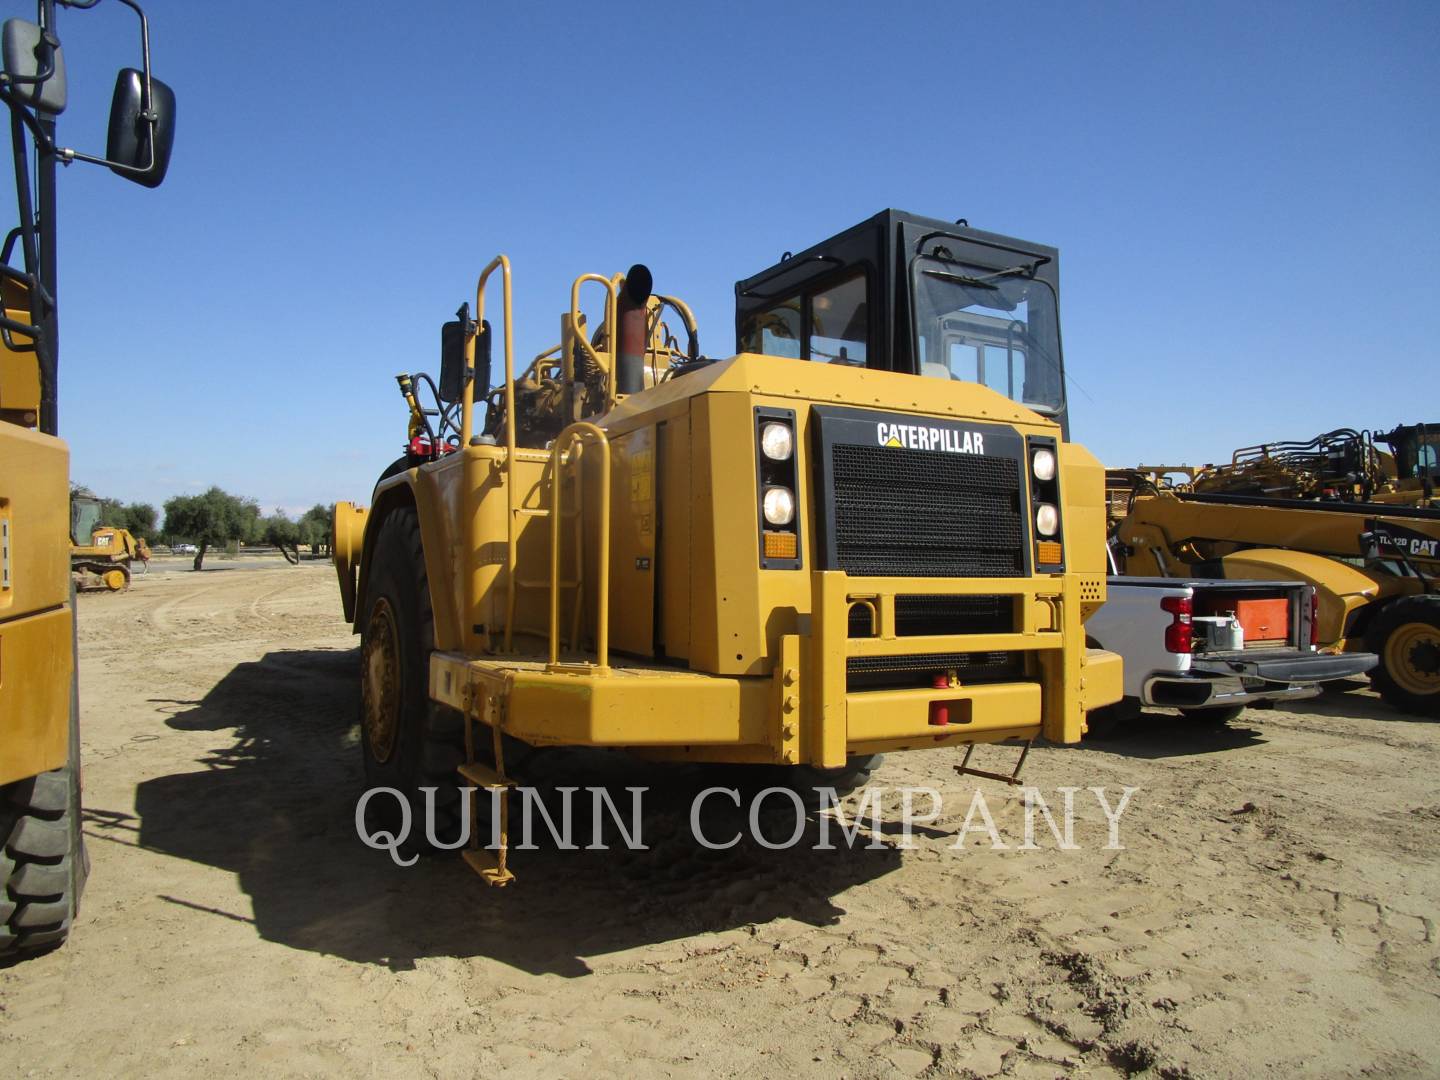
1086, 575, 1378, 733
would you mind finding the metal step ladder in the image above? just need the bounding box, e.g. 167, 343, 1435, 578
458, 700, 516, 886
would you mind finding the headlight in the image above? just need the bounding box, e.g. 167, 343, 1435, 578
762, 486, 796, 526
1035, 503, 1059, 537
1032, 448, 1056, 482
760, 421, 794, 462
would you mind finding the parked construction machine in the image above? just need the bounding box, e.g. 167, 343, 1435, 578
0, 0, 174, 955
1110, 426, 1440, 716
69, 492, 148, 590
334, 210, 1125, 883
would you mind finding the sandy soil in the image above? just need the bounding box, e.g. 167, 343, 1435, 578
2, 563, 1437, 1078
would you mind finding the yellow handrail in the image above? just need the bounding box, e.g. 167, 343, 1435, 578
549, 422, 611, 669
465, 256, 520, 652
569, 274, 618, 415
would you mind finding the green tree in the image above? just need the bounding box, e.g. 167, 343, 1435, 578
162, 487, 259, 570
298, 503, 333, 556
123, 503, 158, 540
260, 510, 301, 564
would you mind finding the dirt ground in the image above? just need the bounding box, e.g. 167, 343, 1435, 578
2, 563, 1437, 1078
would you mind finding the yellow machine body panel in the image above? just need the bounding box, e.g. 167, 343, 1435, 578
0, 422, 73, 784
344, 353, 1121, 765
1214, 548, 1411, 651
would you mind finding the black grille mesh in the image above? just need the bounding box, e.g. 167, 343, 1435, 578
895, 595, 1013, 636
845, 650, 1022, 690
829, 444, 1024, 577
847, 595, 1015, 637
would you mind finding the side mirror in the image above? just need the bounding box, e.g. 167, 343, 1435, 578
440, 318, 490, 403
2, 18, 66, 113
105, 68, 175, 188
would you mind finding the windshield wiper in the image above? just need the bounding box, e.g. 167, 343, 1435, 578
922, 268, 1000, 290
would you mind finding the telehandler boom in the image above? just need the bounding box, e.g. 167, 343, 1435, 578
335, 210, 1124, 883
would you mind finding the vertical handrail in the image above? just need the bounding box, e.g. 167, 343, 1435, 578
549, 422, 611, 669
464, 255, 518, 650
568, 273, 618, 416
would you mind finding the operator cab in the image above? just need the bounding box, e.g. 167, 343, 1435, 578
735, 209, 1068, 435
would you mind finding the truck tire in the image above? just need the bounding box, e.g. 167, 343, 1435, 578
759, 755, 884, 806
2, 702, 85, 957
1086, 696, 1140, 739
1366, 597, 1440, 718
1179, 705, 1245, 724
357, 508, 467, 854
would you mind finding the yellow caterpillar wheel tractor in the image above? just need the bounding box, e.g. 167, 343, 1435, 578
334, 209, 1124, 884
1110, 445, 1440, 716
0, 0, 173, 955
69, 493, 149, 591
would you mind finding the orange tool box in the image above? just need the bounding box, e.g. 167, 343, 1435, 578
1197, 597, 1290, 644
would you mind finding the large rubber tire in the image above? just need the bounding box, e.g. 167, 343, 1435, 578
1086, 696, 1140, 740
1179, 704, 1245, 724
1, 609, 86, 958
357, 508, 467, 854
1366, 596, 1440, 718
775, 755, 883, 806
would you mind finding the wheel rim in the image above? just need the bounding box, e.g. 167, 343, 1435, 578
1385, 621, 1440, 697
103, 569, 126, 590
362, 597, 402, 764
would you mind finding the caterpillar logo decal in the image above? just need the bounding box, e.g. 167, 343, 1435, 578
1366, 519, 1440, 561
877, 421, 985, 455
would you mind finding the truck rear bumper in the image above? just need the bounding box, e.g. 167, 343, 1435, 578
1141, 649, 1377, 709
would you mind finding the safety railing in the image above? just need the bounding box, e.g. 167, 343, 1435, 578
548, 422, 611, 670
463, 255, 523, 650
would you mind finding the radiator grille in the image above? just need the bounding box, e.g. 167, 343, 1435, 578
829, 444, 1024, 577
846, 650, 1023, 691
848, 595, 1015, 637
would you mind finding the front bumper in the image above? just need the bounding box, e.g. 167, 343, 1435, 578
430, 569, 1120, 767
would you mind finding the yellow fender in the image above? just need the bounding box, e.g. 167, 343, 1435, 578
333, 502, 369, 623
1217, 548, 1406, 649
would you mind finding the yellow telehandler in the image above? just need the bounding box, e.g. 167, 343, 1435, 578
1110, 429, 1440, 716
0, 0, 174, 955
334, 210, 1124, 884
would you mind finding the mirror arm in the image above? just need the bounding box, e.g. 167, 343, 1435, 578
55, 130, 154, 176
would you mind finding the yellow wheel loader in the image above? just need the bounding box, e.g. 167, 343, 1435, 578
0, 0, 174, 955
335, 210, 1125, 883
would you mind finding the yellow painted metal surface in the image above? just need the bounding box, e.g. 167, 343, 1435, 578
0, 605, 72, 784
348, 269, 1122, 768
0, 422, 72, 784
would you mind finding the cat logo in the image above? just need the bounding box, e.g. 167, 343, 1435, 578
876, 421, 984, 455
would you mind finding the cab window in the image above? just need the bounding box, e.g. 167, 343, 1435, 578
739, 270, 869, 364
808, 272, 867, 365
740, 297, 801, 358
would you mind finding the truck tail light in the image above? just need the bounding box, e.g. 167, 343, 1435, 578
1309, 590, 1319, 647
1162, 595, 1193, 654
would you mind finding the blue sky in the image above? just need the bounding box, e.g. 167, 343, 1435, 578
33, 0, 1440, 517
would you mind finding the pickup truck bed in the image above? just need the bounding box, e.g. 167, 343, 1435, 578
1090, 576, 1378, 716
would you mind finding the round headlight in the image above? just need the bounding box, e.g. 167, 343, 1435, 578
762, 486, 796, 526
760, 422, 794, 462
1035, 502, 1059, 537
1032, 448, 1057, 483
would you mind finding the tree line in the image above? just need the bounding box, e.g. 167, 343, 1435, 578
74, 485, 333, 571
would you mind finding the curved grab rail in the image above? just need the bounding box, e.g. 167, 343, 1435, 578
548, 422, 611, 669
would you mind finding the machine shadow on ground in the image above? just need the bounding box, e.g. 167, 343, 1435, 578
1076, 709, 1267, 759
107, 649, 901, 975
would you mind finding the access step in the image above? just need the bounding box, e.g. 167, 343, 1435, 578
457, 762, 514, 789
461, 848, 515, 887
